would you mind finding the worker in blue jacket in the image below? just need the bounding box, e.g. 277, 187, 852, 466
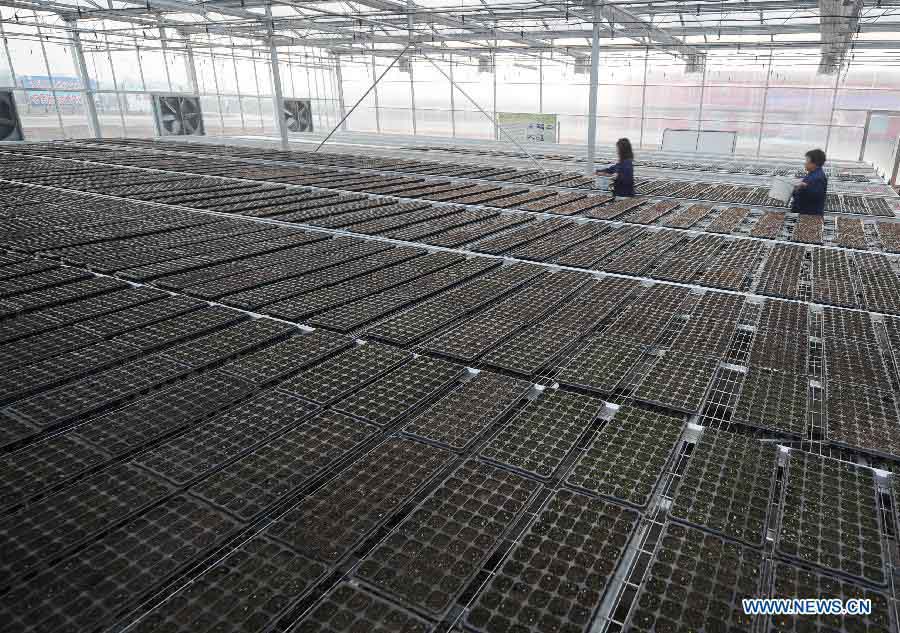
598, 138, 635, 197
792, 149, 828, 215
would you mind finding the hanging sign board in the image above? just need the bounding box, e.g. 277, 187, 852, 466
497, 112, 558, 144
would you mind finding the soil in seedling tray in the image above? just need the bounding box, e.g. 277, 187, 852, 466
189, 409, 375, 520
480, 388, 604, 478
334, 355, 464, 426
0, 495, 243, 632
622, 523, 764, 633
768, 561, 892, 633
733, 368, 809, 435
125, 535, 327, 633
267, 437, 450, 564
354, 459, 540, 618
567, 406, 684, 508
291, 582, 433, 633
777, 452, 886, 586
465, 490, 638, 633
402, 370, 530, 450
670, 428, 777, 547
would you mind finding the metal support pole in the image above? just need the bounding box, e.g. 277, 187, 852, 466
334, 55, 347, 131
449, 54, 456, 137
184, 36, 200, 94
158, 20, 172, 93
585, 3, 601, 177
267, 10, 289, 149
69, 24, 101, 138
638, 46, 648, 149
696, 59, 708, 151
824, 66, 842, 153
756, 50, 773, 157
492, 45, 497, 140
35, 21, 65, 136
538, 52, 543, 113
408, 0, 416, 135
371, 49, 381, 132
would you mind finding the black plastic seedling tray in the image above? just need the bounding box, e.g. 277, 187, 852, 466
733, 368, 809, 436
480, 388, 604, 479
278, 342, 410, 405
768, 561, 893, 633
555, 336, 648, 395
354, 459, 541, 618
465, 490, 639, 633
189, 409, 376, 521
291, 582, 433, 633
267, 437, 450, 565
622, 522, 765, 633
777, 452, 886, 586
825, 381, 900, 458
402, 371, 530, 451
126, 535, 328, 633
567, 406, 685, 508
633, 352, 719, 413
0, 494, 245, 632
0, 462, 173, 580
670, 428, 777, 547
334, 355, 464, 426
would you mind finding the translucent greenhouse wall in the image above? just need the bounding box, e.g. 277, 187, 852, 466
2, 7, 899, 162
339, 48, 900, 161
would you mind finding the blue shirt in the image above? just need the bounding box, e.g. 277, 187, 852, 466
791, 167, 828, 215
601, 159, 635, 197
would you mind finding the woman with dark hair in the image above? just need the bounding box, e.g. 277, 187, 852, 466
791, 148, 828, 215
598, 138, 635, 197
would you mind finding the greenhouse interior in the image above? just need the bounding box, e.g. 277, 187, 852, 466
2, 1, 900, 632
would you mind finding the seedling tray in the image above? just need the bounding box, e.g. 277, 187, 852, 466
189, 409, 376, 521
622, 523, 765, 633
219, 330, 351, 385
354, 458, 541, 618
465, 490, 639, 633
126, 535, 327, 633
670, 428, 777, 547
278, 342, 410, 405
402, 371, 530, 451
0, 495, 243, 633
291, 582, 433, 633
334, 355, 464, 426
776, 452, 886, 586
480, 388, 604, 479
633, 352, 720, 413
134, 389, 318, 486
267, 437, 450, 564
768, 561, 893, 633
0, 462, 173, 579
555, 335, 648, 395
567, 406, 684, 508
733, 368, 808, 435
826, 381, 900, 459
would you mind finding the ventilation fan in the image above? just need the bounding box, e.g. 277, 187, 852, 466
153, 95, 205, 136
0, 92, 24, 141
283, 99, 313, 133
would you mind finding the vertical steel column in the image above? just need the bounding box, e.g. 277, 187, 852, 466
208, 44, 225, 133
230, 43, 246, 132
638, 46, 648, 148
407, 0, 416, 135
69, 23, 101, 138
696, 59, 708, 151
102, 32, 127, 135
267, 10, 289, 149
35, 21, 66, 136
492, 44, 497, 139
371, 48, 381, 132
184, 36, 199, 94
158, 20, 172, 92
824, 66, 842, 153
0, 21, 17, 89
449, 54, 456, 137
538, 52, 543, 113
334, 54, 347, 131
585, 3, 601, 177
756, 50, 773, 157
